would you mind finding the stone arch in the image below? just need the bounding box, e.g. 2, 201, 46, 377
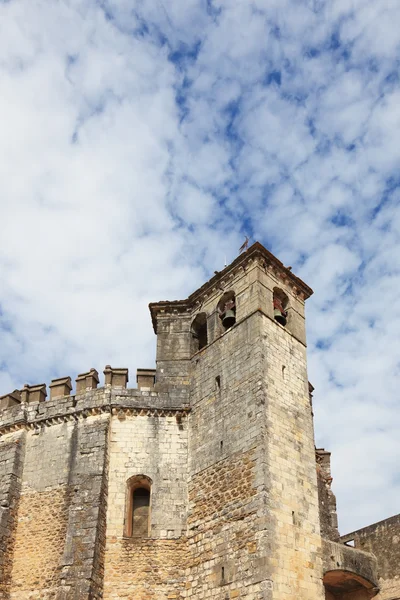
323, 569, 379, 599
217, 290, 236, 330
273, 287, 289, 326
124, 474, 152, 538
191, 312, 208, 353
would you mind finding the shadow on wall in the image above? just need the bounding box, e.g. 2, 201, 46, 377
191, 313, 208, 353
324, 570, 379, 599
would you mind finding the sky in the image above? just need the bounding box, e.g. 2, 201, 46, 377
1, 0, 399, 534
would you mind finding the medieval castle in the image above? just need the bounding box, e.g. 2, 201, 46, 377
0, 242, 398, 599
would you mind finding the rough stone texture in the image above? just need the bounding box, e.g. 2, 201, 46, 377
316, 449, 339, 542
186, 294, 325, 598
341, 515, 400, 600
322, 539, 379, 588
9, 422, 75, 600
57, 415, 110, 600
103, 413, 188, 599
0, 242, 391, 600
0, 431, 25, 600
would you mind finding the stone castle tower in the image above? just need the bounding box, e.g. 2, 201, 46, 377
0, 242, 398, 600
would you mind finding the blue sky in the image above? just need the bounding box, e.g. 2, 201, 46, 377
1, 0, 400, 534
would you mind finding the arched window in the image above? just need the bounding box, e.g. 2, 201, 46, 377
273, 288, 289, 327
217, 291, 236, 330
125, 475, 152, 538
191, 312, 208, 353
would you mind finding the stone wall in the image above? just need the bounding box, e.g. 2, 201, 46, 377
260, 313, 324, 599
187, 312, 270, 600
3, 415, 110, 600
0, 431, 25, 600
341, 515, 400, 600
103, 412, 189, 600
316, 449, 339, 542
8, 422, 74, 600
0, 379, 189, 600
187, 306, 325, 600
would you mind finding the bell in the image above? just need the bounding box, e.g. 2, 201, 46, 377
222, 309, 236, 328
274, 308, 287, 326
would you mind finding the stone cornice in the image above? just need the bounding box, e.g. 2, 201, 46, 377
0, 403, 190, 437
149, 242, 313, 333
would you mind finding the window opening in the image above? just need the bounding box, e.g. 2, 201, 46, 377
273, 288, 289, 327
218, 291, 236, 330
125, 475, 152, 538
191, 313, 208, 352
132, 487, 150, 538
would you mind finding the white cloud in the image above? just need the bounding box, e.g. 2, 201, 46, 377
1, 0, 400, 535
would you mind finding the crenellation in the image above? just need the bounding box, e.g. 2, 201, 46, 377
20, 382, 47, 404
49, 376, 72, 399
76, 367, 99, 392
136, 368, 156, 390
103, 365, 129, 388
0, 390, 21, 410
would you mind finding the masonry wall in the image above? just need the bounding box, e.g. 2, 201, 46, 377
260, 313, 324, 599
3, 414, 110, 600
187, 306, 325, 600
8, 422, 74, 600
341, 515, 400, 600
187, 313, 267, 600
103, 413, 189, 600
0, 431, 25, 600
316, 450, 339, 542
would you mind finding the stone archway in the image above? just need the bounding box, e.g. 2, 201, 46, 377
324, 570, 379, 599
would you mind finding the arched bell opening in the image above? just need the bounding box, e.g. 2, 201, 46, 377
273, 288, 289, 327
217, 291, 236, 331
323, 570, 378, 599
191, 312, 208, 353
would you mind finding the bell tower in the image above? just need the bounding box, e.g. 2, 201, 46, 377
150, 242, 325, 599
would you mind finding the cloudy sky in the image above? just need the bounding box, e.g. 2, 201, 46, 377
1, 0, 399, 534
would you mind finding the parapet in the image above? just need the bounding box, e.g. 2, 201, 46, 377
0, 389, 22, 410
0, 365, 190, 435
21, 383, 47, 404
104, 365, 129, 388
322, 539, 379, 596
76, 368, 99, 393
136, 369, 156, 390
49, 376, 72, 399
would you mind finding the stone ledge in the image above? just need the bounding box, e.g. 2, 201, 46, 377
322, 538, 379, 592
0, 387, 191, 436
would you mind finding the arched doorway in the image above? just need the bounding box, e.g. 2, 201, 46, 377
324, 570, 379, 599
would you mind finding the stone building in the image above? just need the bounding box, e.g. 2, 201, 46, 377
0, 241, 398, 600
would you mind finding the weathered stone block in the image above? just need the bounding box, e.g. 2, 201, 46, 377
136, 368, 156, 390
49, 376, 72, 399
76, 368, 99, 393
0, 389, 21, 410
104, 365, 129, 388
20, 383, 47, 403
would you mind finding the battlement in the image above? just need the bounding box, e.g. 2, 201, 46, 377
0, 365, 189, 435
